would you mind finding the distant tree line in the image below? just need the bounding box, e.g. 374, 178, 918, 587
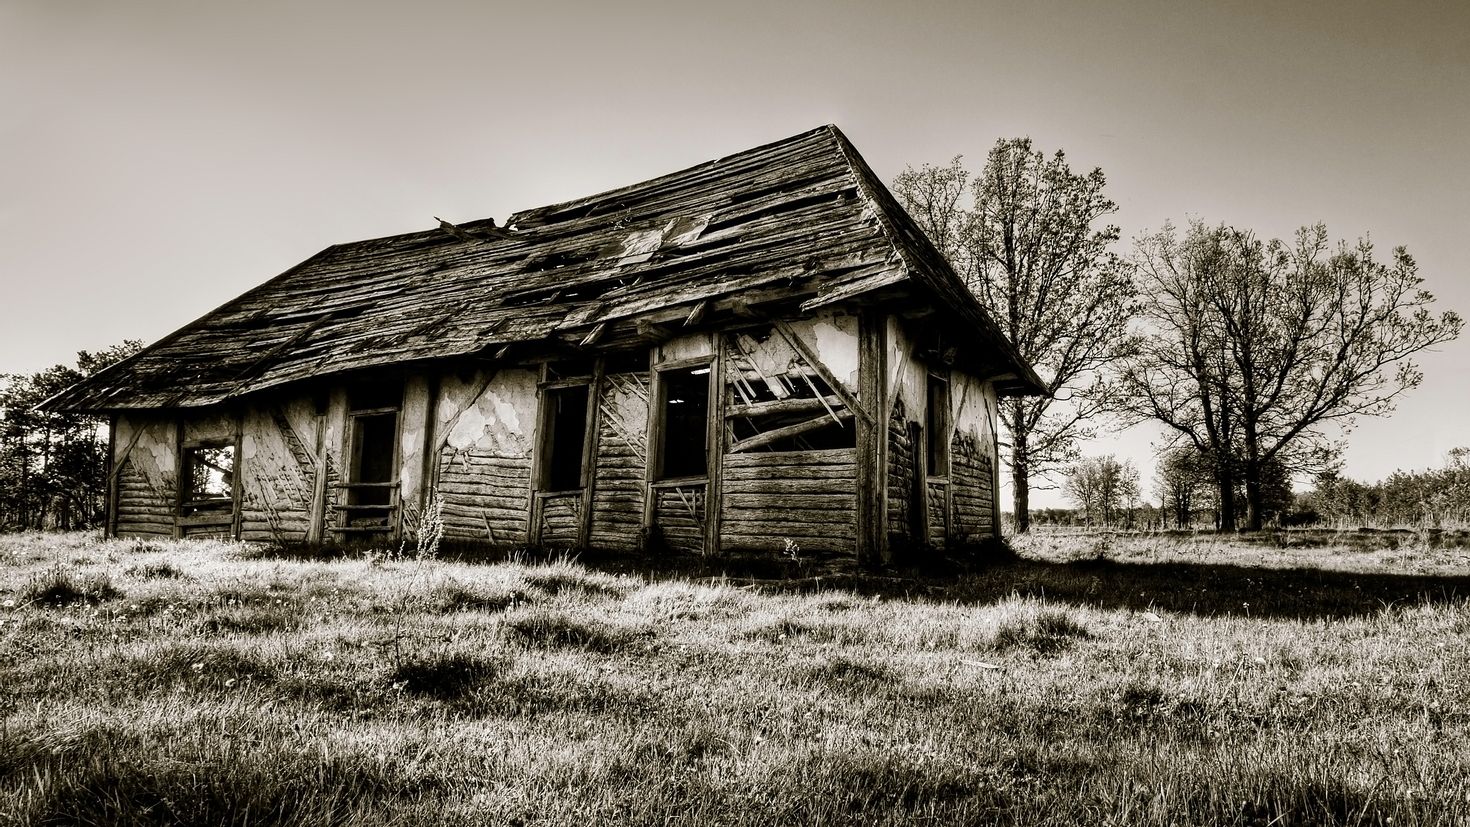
1299, 448, 1470, 529
0, 342, 144, 531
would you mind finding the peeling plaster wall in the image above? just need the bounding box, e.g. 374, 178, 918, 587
113, 412, 177, 537
788, 312, 859, 392
885, 318, 926, 548
238, 397, 320, 544
397, 376, 433, 533
432, 367, 537, 545
655, 332, 713, 365
949, 369, 1000, 542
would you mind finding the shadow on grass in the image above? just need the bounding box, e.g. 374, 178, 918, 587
234, 533, 1470, 621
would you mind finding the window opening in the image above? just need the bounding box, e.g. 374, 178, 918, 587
338, 379, 403, 534
725, 327, 855, 453
181, 443, 235, 514
541, 384, 591, 491
926, 373, 950, 476
659, 365, 710, 479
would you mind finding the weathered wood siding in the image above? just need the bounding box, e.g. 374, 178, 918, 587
432, 368, 536, 545
885, 398, 917, 548
239, 399, 318, 543
926, 480, 949, 547
589, 371, 649, 550
951, 433, 994, 540
720, 448, 857, 553
948, 371, 999, 544
114, 413, 176, 538
537, 493, 581, 547
652, 483, 706, 553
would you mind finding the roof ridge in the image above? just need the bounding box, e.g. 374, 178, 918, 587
505, 125, 840, 230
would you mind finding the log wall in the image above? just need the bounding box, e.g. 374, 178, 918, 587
239, 398, 318, 543
948, 370, 999, 543
885, 398, 917, 550
114, 413, 176, 538
432, 367, 536, 545
651, 483, 706, 553
720, 448, 857, 553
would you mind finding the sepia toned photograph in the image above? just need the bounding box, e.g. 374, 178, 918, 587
1, 1, 1467, 823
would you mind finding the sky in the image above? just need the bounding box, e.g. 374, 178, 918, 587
2, 0, 1466, 508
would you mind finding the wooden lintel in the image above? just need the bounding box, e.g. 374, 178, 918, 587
726, 394, 844, 419
771, 320, 874, 427
580, 322, 607, 348
729, 409, 853, 454
683, 300, 708, 327
636, 319, 672, 342
728, 297, 756, 318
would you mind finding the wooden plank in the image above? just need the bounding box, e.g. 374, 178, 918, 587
724, 477, 859, 495
725, 395, 843, 419
723, 446, 856, 466
855, 308, 885, 565
729, 410, 853, 453
723, 494, 856, 511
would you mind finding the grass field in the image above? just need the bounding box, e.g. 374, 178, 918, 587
2, 529, 1469, 825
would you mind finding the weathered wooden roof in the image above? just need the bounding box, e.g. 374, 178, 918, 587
48, 125, 1043, 411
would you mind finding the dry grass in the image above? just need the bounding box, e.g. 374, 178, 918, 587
1, 529, 1469, 825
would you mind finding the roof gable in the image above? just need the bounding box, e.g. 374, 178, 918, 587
48, 126, 1042, 411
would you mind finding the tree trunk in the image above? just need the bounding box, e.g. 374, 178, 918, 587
1243, 463, 1263, 531
1217, 467, 1237, 531
1009, 407, 1030, 533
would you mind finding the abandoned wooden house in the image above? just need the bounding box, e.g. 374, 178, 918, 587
48, 125, 1043, 564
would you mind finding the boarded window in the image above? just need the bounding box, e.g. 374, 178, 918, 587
541, 384, 591, 491
926, 373, 950, 476
725, 327, 856, 453
182, 443, 235, 508
658, 365, 710, 479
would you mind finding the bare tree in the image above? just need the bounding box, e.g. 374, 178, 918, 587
893, 141, 1135, 533
1125, 221, 1461, 530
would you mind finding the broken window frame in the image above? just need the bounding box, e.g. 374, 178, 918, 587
334, 381, 404, 536
652, 357, 714, 482
179, 439, 237, 514
723, 325, 856, 454
536, 379, 596, 494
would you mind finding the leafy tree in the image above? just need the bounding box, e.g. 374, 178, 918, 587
1123, 221, 1460, 530
1304, 449, 1470, 528
1064, 454, 1139, 528
1155, 447, 1212, 529
893, 141, 1136, 533
0, 341, 145, 531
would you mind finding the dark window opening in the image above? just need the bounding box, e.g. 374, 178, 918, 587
603, 350, 650, 375
926, 373, 950, 476
348, 379, 403, 413
659, 365, 710, 478
348, 410, 397, 517
182, 443, 235, 511
542, 384, 590, 491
